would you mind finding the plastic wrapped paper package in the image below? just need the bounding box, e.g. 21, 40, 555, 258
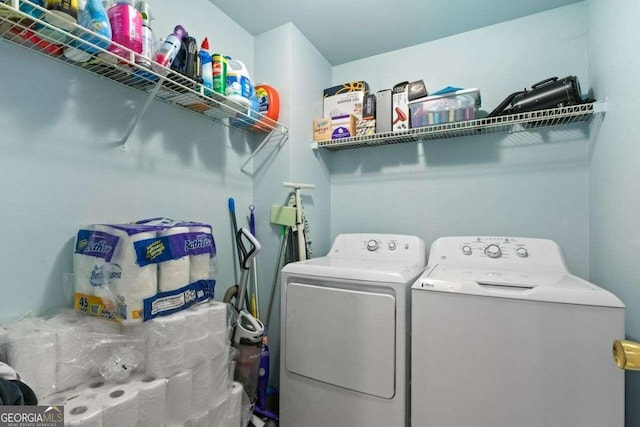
128, 374, 167, 427
99, 383, 139, 427
165, 369, 193, 427
64, 397, 104, 427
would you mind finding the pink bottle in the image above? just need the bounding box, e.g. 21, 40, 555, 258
107, 0, 143, 61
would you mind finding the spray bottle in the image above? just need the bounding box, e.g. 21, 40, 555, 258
153, 25, 186, 73
134, 0, 154, 68
199, 38, 214, 96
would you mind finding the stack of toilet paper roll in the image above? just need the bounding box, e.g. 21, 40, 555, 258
74, 220, 217, 323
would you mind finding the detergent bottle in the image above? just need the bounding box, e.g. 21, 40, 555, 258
199, 38, 214, 96
226, 58, 252, 108
63, 0, 112, 63
107, 0, 143, 61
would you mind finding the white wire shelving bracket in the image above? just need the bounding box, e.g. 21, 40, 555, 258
311, 101, 606, 151
0, 0, 289, 153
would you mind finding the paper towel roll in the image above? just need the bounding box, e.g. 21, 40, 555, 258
101, 225, 158, 324
101, 384, 139, 427
209, 397, 228, 427
65, 397, 104, 427
5, 325, 57, 399
74, 225, 100, 298
158, 226, 191, 293
130, 374, 167, 427
211, 350, 230, 409
226, 381, 243, 427
191, 361, 214, 415
188, 225, 214, 283
55, 325, 94, 392
208, 301, 230, 335
120, 323, 148, 372
166, 369, 193, 426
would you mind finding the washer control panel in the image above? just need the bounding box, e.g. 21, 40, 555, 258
429, 236, 568, 271
329, 234, 426, 264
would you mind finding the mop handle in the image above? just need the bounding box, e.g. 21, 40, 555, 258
283, 182, 314, 261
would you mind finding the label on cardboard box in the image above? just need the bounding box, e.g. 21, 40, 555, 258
313, 118, 332, 141
324, 91, 364, 120
331, 114, 356, 139
323, 81, 369, 97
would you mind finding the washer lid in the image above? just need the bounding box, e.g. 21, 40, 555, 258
282, 257, 425, 284
412, 265, 624, 308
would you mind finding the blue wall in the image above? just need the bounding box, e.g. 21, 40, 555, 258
587, 0, 640, 423
0, 0, 257, 318
330, 3, 591, 277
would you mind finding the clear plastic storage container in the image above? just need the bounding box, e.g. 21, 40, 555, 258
409, 88, 481, 128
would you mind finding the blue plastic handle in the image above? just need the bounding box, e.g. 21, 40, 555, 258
228, 198, 235, 212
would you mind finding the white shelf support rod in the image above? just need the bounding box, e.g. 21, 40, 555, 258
239, 127, 278, 171
10, 0, 18, 10
120, 79, 164, 150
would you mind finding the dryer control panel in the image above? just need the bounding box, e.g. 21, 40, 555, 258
329, 233, 426, 264
428, 236, 569, 272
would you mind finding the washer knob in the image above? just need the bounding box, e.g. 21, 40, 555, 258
367, 239, 379, 252
462, 245, 472, 255
388, 241, 397, 251
484, 244, 502, 258
516, 247, 529, 258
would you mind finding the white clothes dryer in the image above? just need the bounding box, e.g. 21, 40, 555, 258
280, 233, 426, 427
411, 236, 625, 427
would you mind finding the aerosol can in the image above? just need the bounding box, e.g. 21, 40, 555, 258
233, 310, 264, 402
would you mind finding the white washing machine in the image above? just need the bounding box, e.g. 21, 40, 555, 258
280, 233, 426, 427
411, 236, 625, 427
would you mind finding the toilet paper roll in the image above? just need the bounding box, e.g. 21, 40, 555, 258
146, 313, 186, 347
120, 323, 148, 372
100, 384, 139, 427
65, 397, 104, 427
225, 381, 243, 427
191, 361, 214, 415
189, 411, 210, 427
130, 374, 167, 427
209, 397, 228, 427
211, 350, 230, 409
55, 327, 94, 392
5, 327, 57, 399
100, 225, 158, 323
76, 377, 111, 400
188, 225, 214, 283
73, 253, 105, 297
158, 226, 191, 293
145, 343, 184, 379
184, 334, 212, 369
41, 388, 83, 406
208, 301, 230, 335
166, 369, 193, 426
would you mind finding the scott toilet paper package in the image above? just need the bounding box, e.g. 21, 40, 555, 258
73, 219, 217, 323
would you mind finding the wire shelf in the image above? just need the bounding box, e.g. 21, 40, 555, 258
0, 1, 288, 139
313, 102, 606, 151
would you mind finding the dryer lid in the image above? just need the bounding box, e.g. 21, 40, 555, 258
413, 265, 624, 308
282, 257, 425, 284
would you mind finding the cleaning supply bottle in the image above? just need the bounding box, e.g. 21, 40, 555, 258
212, 53, 227, 95
226, 58, 251, 108
253, 84, 280, 131
199, 38, 214, 96
45, 0, 79, 31
107, 0, 143, 61
153, 25, 186, 73
63, 0, 112, 63
134, 0, 154, 68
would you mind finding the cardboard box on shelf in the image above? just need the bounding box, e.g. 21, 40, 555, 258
375, 89, 392, 133
313, 118, 332, 141
323, 81, 369, 120
392, 81, 409, 132
331, 114, 357, 139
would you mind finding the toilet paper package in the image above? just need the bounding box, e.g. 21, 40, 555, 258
191, 361, 214, 414
165, 369, 193, 427
74, 219, 217, 323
